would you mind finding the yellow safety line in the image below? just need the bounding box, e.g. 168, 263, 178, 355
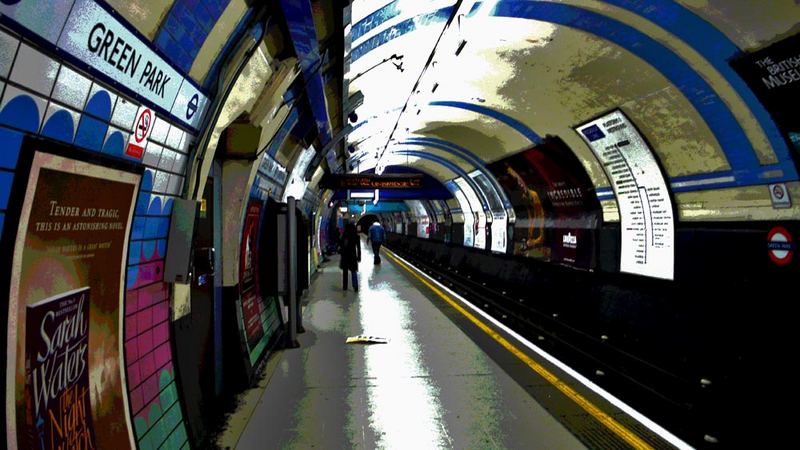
383, 249, 654, 450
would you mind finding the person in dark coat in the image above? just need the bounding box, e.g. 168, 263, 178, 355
339, 222, 361, 291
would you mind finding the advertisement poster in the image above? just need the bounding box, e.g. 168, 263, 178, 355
576, 110, 675, 280
730, 33, 800, 133
24, 287, 95, 450
487, 138, 602, 269
6, 149, 139, 450
239, 201, 267, 365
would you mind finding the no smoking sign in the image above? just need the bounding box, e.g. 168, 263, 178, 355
768, 183, 792, 209
126, 105, 155, 159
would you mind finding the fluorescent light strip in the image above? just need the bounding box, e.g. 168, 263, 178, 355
351, 191, 375, 199
670, 176, 735, 189
387, 250, 694, 450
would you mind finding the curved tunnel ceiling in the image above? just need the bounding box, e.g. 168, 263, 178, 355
345, 0, 800, 221
106, 0, 254, 86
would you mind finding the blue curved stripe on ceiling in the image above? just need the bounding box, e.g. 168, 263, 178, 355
203, 7, 259, 91
280, 0, 333, 144
596, 193, 615, 201
395, 149, 490, 209
352, 1, 793, 183
486, 1, 762, 179
351, 6, 454, 63
429, 101, 543, 145
403, 137, 489, 173
352, 0, 402, 42
403, 136, 513, 207
291, 110, 316, 140
155, 0, 230, 73
267, 107, 300, 157
601, 0, 794, 172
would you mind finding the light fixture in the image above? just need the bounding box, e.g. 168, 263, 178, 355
351, 191, 375, 199
455, 39, 467, 56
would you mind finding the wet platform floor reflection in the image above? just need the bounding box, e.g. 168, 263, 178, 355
234, 238, 586, 449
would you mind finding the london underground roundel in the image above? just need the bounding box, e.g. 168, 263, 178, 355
767, 226, 794, 266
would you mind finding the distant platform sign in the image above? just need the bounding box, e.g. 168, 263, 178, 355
321, 174, 423, 189
767, 226, 794, 266
576, 110, 675, 280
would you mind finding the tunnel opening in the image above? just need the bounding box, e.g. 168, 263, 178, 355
356, 214, 379, 234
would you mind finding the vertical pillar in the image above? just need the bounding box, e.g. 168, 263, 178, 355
286, 196, 300, 348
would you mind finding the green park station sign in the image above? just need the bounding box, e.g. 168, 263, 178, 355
0, 0, 209, 130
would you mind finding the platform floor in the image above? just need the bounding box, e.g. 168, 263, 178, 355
223, 238, 671, 449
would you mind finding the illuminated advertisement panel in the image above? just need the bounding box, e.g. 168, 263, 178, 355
470, 171, 507, 253
407, 200, 430, 238
449, 181, 474, 247
576, 110, 675, 280
455, 178, 486, 250
5, 146, 139, 449
488, 137, 601, 269
239, 201, 271, 366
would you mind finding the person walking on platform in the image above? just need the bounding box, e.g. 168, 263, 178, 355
368, 221, 385, 264
339, 223, 361, 291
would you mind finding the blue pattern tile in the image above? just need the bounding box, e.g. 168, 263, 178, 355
132, 217, 146, 240
163, 198, 174, 216
0, 127, 23, 169
141, 169, 154, 192
74, 116, 108, 151
0, 170, 13, 210
102, 131, 126, 157
147, 196, 163, 215
0, 94, 41, 133
144, 217, 161, 238
84, 90, 112, 121
157, 239, 167, 257
136, 193, 151, 215
156, 217, 169, 237
129, 241, 142, 264
143, 240, 157, 259
42, 110, 76, 143
126, 266, 139, 289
